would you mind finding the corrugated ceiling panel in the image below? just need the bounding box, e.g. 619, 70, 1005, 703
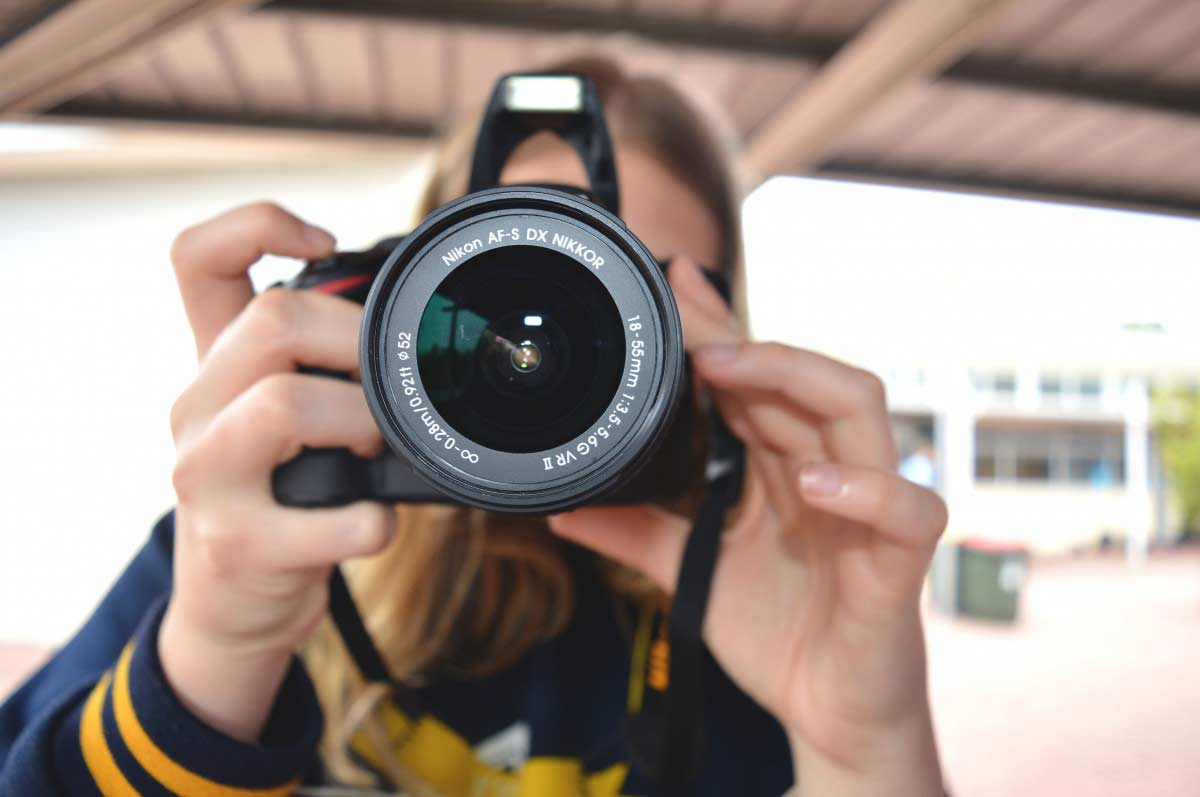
375, 22, 444, 123
1034, 111, 1193, 184
218, 15, 309, 116
633, 0, 714, 18
912, 90, 1067, 173
525, 31, 679, 76
551, 0, 623, 10
715, 0, 804, 31
867, 83, 1015, 168
832, 82, 944, 161
1142, 130, 1200, 193
17, 0, 1200, 215
796, 0, 890, 35
449, 26, 535, 119
152, 22, 242, 110
292, 16, 376, 119
973, 0, 1092, 60
0, 0, 60, 40
1089, 1, 1200, 82
1156, 44, 1200, 86
101, 49, 178, 108
1016, 0, 1179, 68
976, 100, 1118, 177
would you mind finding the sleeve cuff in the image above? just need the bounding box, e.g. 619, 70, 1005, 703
82, 597, 323, 794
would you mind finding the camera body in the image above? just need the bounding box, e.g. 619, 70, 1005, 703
271, 74, 725, 514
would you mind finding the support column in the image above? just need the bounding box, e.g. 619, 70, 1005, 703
1124, 376, 1152, 566
937, 370, 976, 537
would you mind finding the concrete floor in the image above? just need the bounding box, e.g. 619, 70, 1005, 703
2, 550, 1198, 796
928, 548, 1200, 797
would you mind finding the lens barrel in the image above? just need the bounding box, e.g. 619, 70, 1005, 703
359, 187, 683, 513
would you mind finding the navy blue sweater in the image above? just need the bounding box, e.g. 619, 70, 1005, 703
0, 511, 792, 795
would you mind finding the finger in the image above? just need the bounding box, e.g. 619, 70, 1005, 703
668, 255, 736, 325
797, 462, 947, 551
547, 505, 689, 593
176, 374, 384, 495
733, 395, 827, 458
669, 257, 743, 352
171, 202, 336, 360
694, 342, 896, 469
173, 290, 363, 440
267, 501, 397, 569
668, 258, 799, 461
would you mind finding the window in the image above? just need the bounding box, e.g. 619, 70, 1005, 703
1039, 373, 1104, 405
973, 371, 1017, 400
975, 425, 1123, 486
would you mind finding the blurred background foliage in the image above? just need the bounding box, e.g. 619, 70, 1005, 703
1154, 388, 1200, 539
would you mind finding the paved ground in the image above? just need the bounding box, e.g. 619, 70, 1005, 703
2, 550, 1198, 795
927, 547, 1200, 797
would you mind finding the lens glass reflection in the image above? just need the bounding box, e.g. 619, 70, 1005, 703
416, 245, 624, 453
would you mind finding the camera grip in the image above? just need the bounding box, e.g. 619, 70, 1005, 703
271, 446, 447, 507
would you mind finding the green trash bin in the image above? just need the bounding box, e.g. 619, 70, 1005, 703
956, 539, 1029, 622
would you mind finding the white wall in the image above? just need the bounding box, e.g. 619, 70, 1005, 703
0, 159, 428, 644
949, 484, 1139, 554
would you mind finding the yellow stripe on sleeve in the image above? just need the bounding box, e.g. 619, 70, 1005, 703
110, 644, 300, 797
80, 672, 142, 797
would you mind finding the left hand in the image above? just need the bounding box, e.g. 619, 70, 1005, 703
548, 257, 946, 795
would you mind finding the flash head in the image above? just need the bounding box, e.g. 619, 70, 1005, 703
502, 74, 585, 113
470, 73, 620, 215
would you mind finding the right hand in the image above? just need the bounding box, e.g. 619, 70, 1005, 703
160, 202, 397, 742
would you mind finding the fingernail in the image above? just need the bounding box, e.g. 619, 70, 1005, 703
800, 463, 844, 497
696, 343, 741, 364
303, 224, 336, 249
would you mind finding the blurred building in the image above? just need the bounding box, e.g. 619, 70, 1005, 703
744, 176, 1196, 558
888, 362, 1168, 557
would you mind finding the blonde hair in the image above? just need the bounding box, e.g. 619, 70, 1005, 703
307, 51, 746, 788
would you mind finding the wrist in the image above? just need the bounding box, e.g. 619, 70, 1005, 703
787, 707, 942, 797
159, 599, 295, 743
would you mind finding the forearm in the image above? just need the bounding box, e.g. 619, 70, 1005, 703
787, 708, 943, 797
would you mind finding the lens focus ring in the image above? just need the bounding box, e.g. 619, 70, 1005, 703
359, 187, 683, 513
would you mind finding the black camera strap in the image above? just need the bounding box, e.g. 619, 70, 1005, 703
622, 411, 745, 795
658, 414, 744, 793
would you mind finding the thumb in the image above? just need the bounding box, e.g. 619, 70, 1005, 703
547, 505, 690, 593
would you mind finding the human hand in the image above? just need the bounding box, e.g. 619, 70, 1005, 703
160, 202, 395, 741
548, 257, 946, 795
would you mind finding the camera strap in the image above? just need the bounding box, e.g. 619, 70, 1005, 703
662, 416, 745, 792
623, 411, 745, 795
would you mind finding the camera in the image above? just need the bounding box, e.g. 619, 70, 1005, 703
272, 73, 726, 514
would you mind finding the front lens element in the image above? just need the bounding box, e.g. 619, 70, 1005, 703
416, 245, 623, 453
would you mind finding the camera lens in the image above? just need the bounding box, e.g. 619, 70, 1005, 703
415, 245, 624, 453
360, 187, 684, 513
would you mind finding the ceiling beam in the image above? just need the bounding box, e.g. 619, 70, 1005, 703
262, 0, 1200, 123
742, 0, 1019, 178
6, 105, 431, 176
45, 97, 438, 140
0, 0, 262, 115
817, 158, 1200, 221
262, 0, 844, 63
